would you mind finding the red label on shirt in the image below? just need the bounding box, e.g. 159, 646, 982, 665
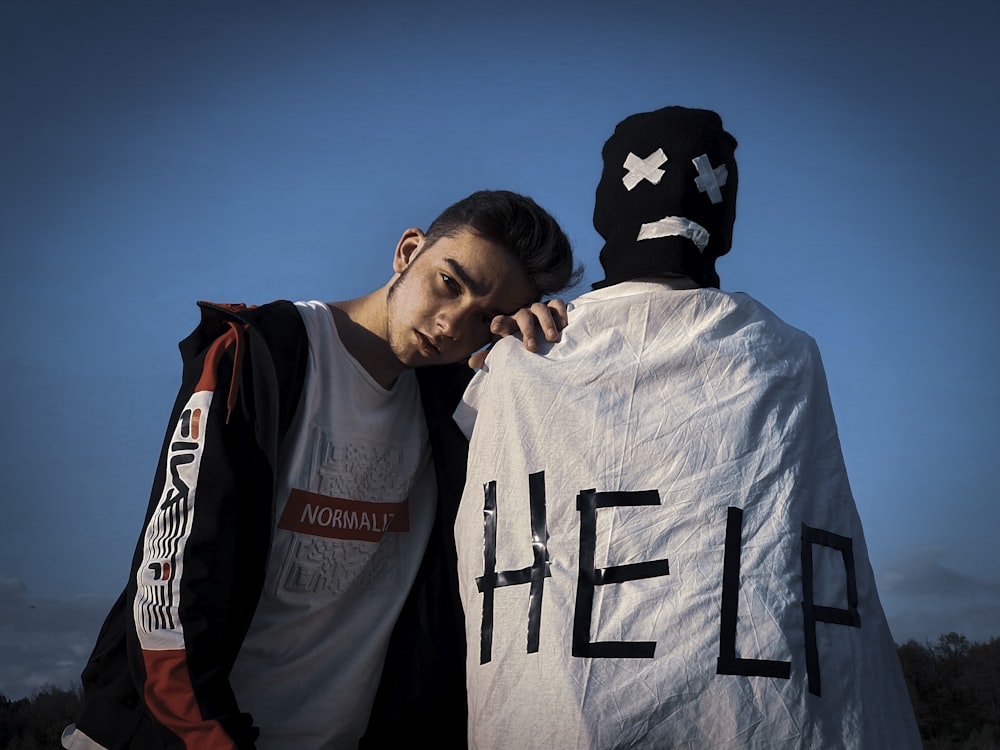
278, 489, 410, 542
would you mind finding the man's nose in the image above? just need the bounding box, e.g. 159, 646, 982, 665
436, 309, 461, 340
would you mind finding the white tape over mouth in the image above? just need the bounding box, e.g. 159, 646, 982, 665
636, 215, 710, 252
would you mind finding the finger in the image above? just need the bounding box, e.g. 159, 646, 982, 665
488, 315, 519, 337
502, 310, 535, 350
545, 298, 569, 330
510, 304, 550, 349
468, 335, 500, 369
525, 301, 562, 343
468, 348, 488, 370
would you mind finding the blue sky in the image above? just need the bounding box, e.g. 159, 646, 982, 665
1, 0, 998, 700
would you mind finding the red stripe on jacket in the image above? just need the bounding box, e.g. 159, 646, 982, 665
142, 649, 237, 750
195, 322, 245, 420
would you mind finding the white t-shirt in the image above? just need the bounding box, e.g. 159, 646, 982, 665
230, 301, 437, 749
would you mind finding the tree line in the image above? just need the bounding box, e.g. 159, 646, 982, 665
898, 633, 1000, 748
2, 632, 997, 748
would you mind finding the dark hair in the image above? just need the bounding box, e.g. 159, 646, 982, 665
424, 190, 582, 299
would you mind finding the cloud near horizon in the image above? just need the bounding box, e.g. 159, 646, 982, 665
0, 578, 113, 701
878, 549, 1000, 645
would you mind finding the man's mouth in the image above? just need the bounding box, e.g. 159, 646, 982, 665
416, 331, 440, 356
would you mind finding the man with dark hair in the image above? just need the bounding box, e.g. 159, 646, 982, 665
453, 108, 920, 748
62, 189, 579, 750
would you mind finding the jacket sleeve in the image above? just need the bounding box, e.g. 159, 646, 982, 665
123, 301, 305, 749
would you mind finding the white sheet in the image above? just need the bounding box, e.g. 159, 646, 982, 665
454, 281, 920, 749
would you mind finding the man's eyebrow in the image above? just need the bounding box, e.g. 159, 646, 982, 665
443, 257, 489, 297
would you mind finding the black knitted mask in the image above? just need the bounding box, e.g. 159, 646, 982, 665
592, 106, 738, 289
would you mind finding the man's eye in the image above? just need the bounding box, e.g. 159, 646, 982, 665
441, 274, 460, 293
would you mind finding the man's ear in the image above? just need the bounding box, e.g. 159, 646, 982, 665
393, 228, 426, 274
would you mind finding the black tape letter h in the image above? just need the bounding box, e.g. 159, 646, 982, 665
476, 472, 552, 665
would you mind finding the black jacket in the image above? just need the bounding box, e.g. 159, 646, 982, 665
71, 300, 472, 749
